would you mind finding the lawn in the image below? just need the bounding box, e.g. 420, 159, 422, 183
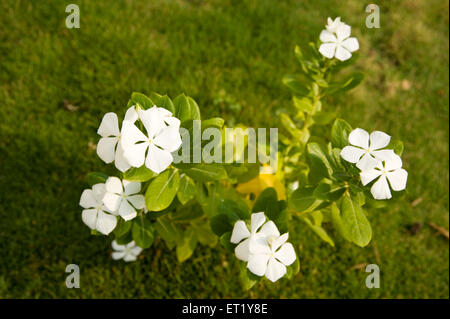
0, 0, 448, 298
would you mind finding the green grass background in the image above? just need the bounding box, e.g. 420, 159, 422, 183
0, 0, 448, 298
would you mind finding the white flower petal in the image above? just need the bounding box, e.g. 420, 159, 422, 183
81, 209, 98, 229
235, 238, 251, 261
384, 153, 403, 171
157, 107, 173, 117
138, 106, 165, 139
96, 211, 117, 235
259, 221, 280, 239
146, 143, 173, 174
164, 117, 180, 128
112, 251, 126, 260
319, 43, 337, 59
96, 137, 118, 164
360, 168, 383, 186
371, 175, 392, 200
349, 128, 369, 149
335, 45, 352, 61
118, 199, 137, 221
105, 176, 123, 194
230, 220, 251, 244
249, 240, 272, 255
123, 254, 138, 262
356, 153, 380, 171
274, 242, 296, 266
320, 30, 337, 43
80, 189, 98, 209
127, 195, 146, 210
341, 37, 359, 52
265, 257, 287, 282
371, 149, 396, 162
250, 212, 266, 233
247, 253, 270, 277
130, 246, 143, 256
121, 121, 148, 148
123, 180, 141, 195
387, 168, 408, 191
112, 240, 125, 251
92, 183, 107, 201
114, 143, 131, 172
124, 106, 138, 123
369, 131, 391, 150
124, 142, 149, 168
97, 112, 120, 137
336, 24, 351, 41
271, 233, 289, 251
153, 126, 182, 152
102, 192, 122, 212
340, 146, 365, 163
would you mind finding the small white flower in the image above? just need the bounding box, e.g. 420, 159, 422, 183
319, 18, 359, 61
360, 156, 408, 200
111, 240, 142, 262
340, 128, 398, 171
96, 106, 138, 172
230, 212, 281, 262
247, 232, 296, 283
79, 183, 117, 235
121, 106, 182, 174
102, 177, 146, 221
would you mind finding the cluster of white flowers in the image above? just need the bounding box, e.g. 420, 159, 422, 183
230, 212, 296, 282
340, 128, 408, 200
111, 240, 143, 262
319, 17, 359, 61
79, 177, 145, 235
97, 105, 182, 174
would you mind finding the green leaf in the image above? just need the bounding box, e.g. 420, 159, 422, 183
293, 96, 314, 114
313, 111, 337, 125
289, 186, 317, 212
282, 75, 309, 96
149, 92, 175, 113
132, 216, 155, 249
306, 142, 333, 184
192, 221, 218, 248
173, 94, 201, 123
219, 199, 250, 221
145, 169, 180, 211
280, 113, 301, 139
330, 202, 351, 242
170, 203, 203, 221
210, 214, 233, 237
331, 118, 353, 149
176, 228, 198, 262
219, 232, 235, 252
177, 163, 227, 182
327, 72, 364, 94
123, 165, 157, 182
131, 92, 154, 109
177, 174, 196, 205
154, 216, 180, 250
202, 117, 224, 129
285, 258, 300, 279
302, 215, 335, 247
239, 262, 258, 290
314, 183, 346, 201
113, 219, 133, 238
340, 194, 372, 247
388, 139, 404, 156
87, 172, 108, 186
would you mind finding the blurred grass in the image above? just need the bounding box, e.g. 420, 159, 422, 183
0, 0, 448, 298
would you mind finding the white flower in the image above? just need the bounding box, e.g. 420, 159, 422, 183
360, 155, 408, 200
247, 233, 296, 282
230, 212, 281, 262
96, 106, 138, 172
121, 106, 182, 174
111, 240, 142, 262
319, 18, 359, 61
102, 177, 146, 221
79, 183, 117, 235
340, 128, 398, 171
